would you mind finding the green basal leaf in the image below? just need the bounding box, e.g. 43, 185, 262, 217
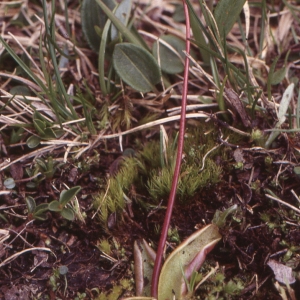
214, 0, 246, 38
33, 213, 48, 221
134, 239, 156, 296
43, 169, 55, 179
60, 208, 75, 221
10, 128, 24, 144
277, 83, 295, 122
35, 203, 49, 213
294, 166, 300, 177
26, 135, 40, 149
26, 182, 36, 189
59, 186, 81, 207
265, 83, 294, 148
53, 129, 64, 138
81, 0, 116, 52
111, 0, 132, 41
95, 0, 143, 47
113, 43, 161, 93
43, 127, 58, 140
271, 67, 286, 85
48, 200, 62, 212
33, 119, 46, 135
33, 203, 49, 221
35, 158, 47, 171
25, 196, 36, 214
212, 204, 238, 228
158, 224, 221, 300
152, 35, 185, 74
4, 178, 16, 189
9, 85, 31, 96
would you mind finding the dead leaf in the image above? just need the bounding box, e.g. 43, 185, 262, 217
267, 259, 296, 285
10, 163, 23, 181
224, 88, 251, 127
233, 148, 245, 163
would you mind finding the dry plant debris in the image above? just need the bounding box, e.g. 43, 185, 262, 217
0, 0, 300, 299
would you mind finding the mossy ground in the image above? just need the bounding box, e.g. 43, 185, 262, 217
1, 1, 300, 299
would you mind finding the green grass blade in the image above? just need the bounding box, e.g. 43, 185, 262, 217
95, 0, 145, 48
98, 17, 112, 95
0, 36, 47, 92
267, 56, 279, 101
42, 0, 78, 119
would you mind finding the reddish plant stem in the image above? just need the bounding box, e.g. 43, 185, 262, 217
150, 1, 191, 298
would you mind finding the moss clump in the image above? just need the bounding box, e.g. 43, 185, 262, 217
95, 278, 133, 300
94, 124, 224, 224
94, 157, 138, 223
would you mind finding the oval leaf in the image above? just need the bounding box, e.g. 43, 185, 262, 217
48, 200, 62, 212
111, 0, 132, 40
25, 196, 36, 214
33, 213, 48, 221
4, 178, 15, 189
113, 43, 161, 93
43, 128, 57, 140
214, 0, 246, 38
10, 85, 31, 96
152, 35, 185, 74
33, 119, 46, 135
34, 203, 49, 221
59, 265, 69, 275
26, 135, 40, 148
26, 182, 37, 189
271, 67, 286, 85
158, 224, 221, 300
35, 203, 49, 213
61, 208, 75, 221
59, 186, 81, 207
134, 239, 156, 296
81, 0, 116, 52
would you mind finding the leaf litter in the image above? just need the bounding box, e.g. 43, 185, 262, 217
0, 0, 300, 299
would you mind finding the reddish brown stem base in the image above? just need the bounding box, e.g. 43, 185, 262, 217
150, 1, 191, 298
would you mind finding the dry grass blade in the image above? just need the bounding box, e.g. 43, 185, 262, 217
0, 247, 54, 268
91, 113, 208, 147
265, 194, 300, 214
0, 145, 61, 171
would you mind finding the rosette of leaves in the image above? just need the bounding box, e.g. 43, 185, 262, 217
81, 0, 116, 52
48, 186, 81, 221
81, 0, 161, 94
27, 112, 64, 149
35, 157, 62, 180
26, 196, 49, 221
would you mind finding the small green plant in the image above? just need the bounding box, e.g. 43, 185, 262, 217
49, 265, 69, 295
75, 292, 87, 300
94, 126, 223, 225
48, 186, 81, 221
35, 157, 62, 180
26, 196, 49, 221
25, 186, 81, 221
131, 224, 221, 299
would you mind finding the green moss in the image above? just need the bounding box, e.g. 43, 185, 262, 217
96, 239, 112, 255
94, 123, 225, 224
94, 157, 138, 223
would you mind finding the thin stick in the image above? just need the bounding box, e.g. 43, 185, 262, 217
265, 194, 300, 214
151, 1, 190, 297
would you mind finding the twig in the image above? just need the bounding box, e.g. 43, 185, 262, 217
265, 194, 300, 214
